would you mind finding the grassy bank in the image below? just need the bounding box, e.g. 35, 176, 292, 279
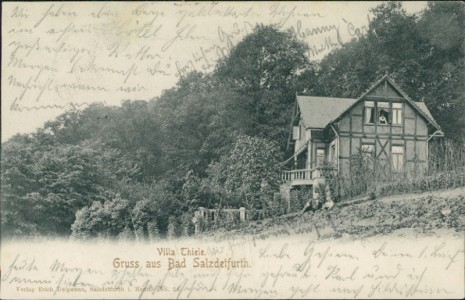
205, 187, 465, 241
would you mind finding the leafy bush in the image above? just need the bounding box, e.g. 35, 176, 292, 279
289, 186, 312, 212
71, 195, 132, 239
121, 180, 182, 238
166, 216, 178, 240
329, 139, 465, 202
205, 135, 281, 210
375, 169, 465, 198
1, 137, 140, 237
147, 221, 160, 241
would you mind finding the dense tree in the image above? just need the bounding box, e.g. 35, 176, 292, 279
314, 1, 465, 140
416, 2, 465, 140
154, 72, 249, 177
1, 138, 138, 236
206, 135, 281, 209
215, 25, 314, 148
129, 180, 181, 237
216, 25, 309, 92
71, 195, 132, 239
43, 102, 164, 179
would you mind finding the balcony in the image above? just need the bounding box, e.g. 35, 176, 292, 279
281, 167, 334, 186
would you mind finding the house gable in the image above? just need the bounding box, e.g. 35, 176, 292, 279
366, 81, 403, 99
331, 75, 442, 132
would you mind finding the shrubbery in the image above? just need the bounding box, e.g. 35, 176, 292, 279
373, 169, 465, 199
71, 195, 132, 239
328, 139, 465, 202
205, 135, 282, 210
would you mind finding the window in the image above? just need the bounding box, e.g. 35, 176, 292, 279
365, 101, 403, 125
292, 126, 300, 140
364, 101, 375, 124
392, 103, 402, 125
377, 102, 390, 125
392, 146, 404, 172
316, 149, 325, 166
378, 109, 389, 124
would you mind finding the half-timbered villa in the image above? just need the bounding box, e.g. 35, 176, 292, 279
282, 75, 443, 187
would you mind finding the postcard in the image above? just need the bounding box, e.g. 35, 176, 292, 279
1, 1, 464, 299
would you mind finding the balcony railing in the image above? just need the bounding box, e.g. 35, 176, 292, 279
281, 167, 335, 186
282, 169, 312, 181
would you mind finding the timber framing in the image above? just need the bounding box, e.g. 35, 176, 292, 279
282, 75, 444, 187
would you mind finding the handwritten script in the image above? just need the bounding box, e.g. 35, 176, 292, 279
2, 1, 377, 140
1, 231, 463, 299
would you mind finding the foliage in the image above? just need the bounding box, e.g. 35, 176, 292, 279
315, 1, 465, 141
181, 170, 210, 208
216, 25, 309, 92
155, 72, 243, 177
330, 139, 465, 202
128, 180, 182, 237
289, 186, 312, 212
200, 212, 243, 233
71, 195, 132, 239
2, 4, 464, 238
374, 171, 465, 199
215, 25, 314, 153
43, 102, 163, 179
417, 2, 465, 141
1, 137, 135, 236
147, 221, 160, 241
428, 139, 465, 174
180, 213, 193, 237
206, 135, 281, 209
210, 189, 465, 241
166, 216, 178, 240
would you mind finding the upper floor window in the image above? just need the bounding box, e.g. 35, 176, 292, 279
392, 103, 402, 125
377, 102, 390, 125
364, 101, 403, 126
364, 101, 375, 124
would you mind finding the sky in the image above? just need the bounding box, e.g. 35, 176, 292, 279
2, 1, 428, 142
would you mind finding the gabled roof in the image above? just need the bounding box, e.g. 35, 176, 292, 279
296, 96, 356, 129
414, 102, 436, 126
331, 75, 441, 130
296, 75, 441, 131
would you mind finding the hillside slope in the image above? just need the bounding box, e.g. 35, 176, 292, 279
207, 188, 465, 241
